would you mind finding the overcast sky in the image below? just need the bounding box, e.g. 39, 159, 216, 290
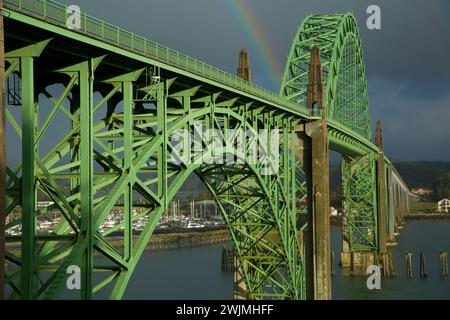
56, 0, 450, 161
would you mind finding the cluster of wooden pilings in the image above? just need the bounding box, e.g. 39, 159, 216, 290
405, 251, 449, 278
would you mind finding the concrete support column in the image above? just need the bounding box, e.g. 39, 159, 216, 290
237, 49, 251, 82
307, 120, 331, 300
387, 168, 396, 242
302, 46, 331, 300
233, 259, 249, 300
375, 121, 387, 254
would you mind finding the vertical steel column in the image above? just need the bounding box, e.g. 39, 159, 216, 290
233, 104, 249, 301
157, 82, 167, 208
0, 0, 5, 300
70, 85, 80, 196
79, 61, 94, 299
20, 56, 36, 299
123, 81, 133, 260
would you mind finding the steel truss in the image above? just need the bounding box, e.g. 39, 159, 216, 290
341, 154, 378, 251
280, 14, 371, 140
280, 14, 377, 254
3, 40, 306, 299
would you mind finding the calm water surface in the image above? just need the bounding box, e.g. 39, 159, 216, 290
51, 221, 449, 299
118, 221, 450, 300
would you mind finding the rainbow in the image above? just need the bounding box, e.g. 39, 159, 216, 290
224, 0, 283, 90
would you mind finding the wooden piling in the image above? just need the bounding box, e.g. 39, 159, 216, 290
406, 252, 413, 279
387, 252, 397, 277
440, 251, 449, 277
350, 251, 355, 276
331, 251, 335, 276
419, 252, 428, 278
380, 252, 396, 277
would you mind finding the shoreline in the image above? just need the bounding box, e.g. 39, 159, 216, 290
141, 228, 229, 251
404, 214, 450, 221
329, 214, 450, 224
5, 229, 229, 271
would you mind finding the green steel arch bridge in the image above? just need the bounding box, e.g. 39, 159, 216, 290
0, 0, 415, 300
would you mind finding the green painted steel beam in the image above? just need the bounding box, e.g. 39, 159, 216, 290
20, 55, 36, 300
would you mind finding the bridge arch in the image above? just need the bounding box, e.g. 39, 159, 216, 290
280, 14, 371, 139
2, 55, 305, 299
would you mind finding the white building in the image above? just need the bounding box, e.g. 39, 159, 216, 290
37, 201, 54, 208
437, 199, 450, 213
330, 207, 339, 216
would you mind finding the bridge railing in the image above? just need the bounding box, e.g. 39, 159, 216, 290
4, 0, 308, 116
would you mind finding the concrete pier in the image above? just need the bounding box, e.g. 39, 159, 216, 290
237, 49, 251, 82
233, 259, 249, 300
301, 46, 332, 300
340, 251, 375, 274
375, 121, 388, 254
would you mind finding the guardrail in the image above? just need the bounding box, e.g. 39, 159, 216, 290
3, 0, 308, 115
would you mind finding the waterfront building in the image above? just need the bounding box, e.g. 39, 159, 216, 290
437, 199, 450, 213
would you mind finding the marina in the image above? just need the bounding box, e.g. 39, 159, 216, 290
6, 199, 225, 237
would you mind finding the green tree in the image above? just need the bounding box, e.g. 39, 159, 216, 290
433, 172, 450, 200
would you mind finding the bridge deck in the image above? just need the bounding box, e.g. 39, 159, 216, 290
3, 0, 311, 118
3, 0, 388, 158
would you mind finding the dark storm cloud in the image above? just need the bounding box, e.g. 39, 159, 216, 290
57, 0, 450, 82
368, 76, 450, 161
356, 0, 450, 81
55, 0, 450, 160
